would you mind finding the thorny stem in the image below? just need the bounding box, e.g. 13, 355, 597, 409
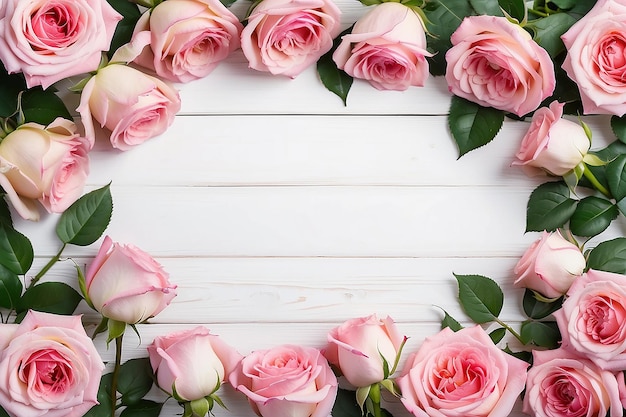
29, 243, 66, 290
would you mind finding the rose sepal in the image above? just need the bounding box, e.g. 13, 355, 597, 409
380, 378, 401, 397
355, 384, 370, 414
107, 318, 127, 345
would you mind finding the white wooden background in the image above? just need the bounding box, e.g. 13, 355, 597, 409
13, 2, 624, 416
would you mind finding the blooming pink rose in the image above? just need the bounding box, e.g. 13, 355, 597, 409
561, 0, 626, 115
0, 0, 121, 89
396, 325, 528, 417
230, 344, 338, 417
241, 0, 341, 77
0, 310, 104, 417
445, 15, 555, 117
77, 63, 181, 150
148, 327, 241, 402
324, 314, 405, 387
524, 347, 623, 417
555, 269, 626, 370
513, 101, 590, 177
131, 0, 243, 83
85, 235, 177, 324
332, 2, 431, 91
513, 230, 585, 299
0, 118, 90, 221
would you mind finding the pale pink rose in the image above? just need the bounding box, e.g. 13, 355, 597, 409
513, 101, 590, 176
77, 64, 181, 150
324, 314, 405, 387
230, 344, 338, 417
148, 327, 242, 402
0, 0, 121, 89
0, 310, 104, 417
555, 269, 626, 370
445, 15, 555, 117
131, 0, 243, 83
396, 326, 528, 417
241, 0, 341, 77
513, 230, 585, 299
562, 0, 626, 115
524, 348, 623, 417
618, 371, 626, 410
85, 235, 177, 324
333, 2, 431, 91
0, 118, 90, 221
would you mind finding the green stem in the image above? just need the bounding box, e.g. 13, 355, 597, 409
494, 317, 524, 345
110, 334, 123, 417
583, 168, 611, 198
28, 243, 66, 290
369, 383, 382, 417
527, 8, 548, 17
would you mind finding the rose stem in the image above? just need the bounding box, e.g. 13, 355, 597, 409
111, 334, 124, 417
582, 168, 612, 198
28, 243, 66, 289
494, 317, 524, 345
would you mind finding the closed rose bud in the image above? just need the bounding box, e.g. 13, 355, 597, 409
514, 230, 585, 299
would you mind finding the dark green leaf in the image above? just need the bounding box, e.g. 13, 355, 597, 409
120, 400, 163, 417
562, 0, 596, 19
498, 0, 526, 21
587, 238, 626, 274
611, 115, 626, 144
606, 154, 626, 201
106, 0, 141, 59
56, 183, 113, 246
440, 309, 463, 331
18, 282, 82, 315
83, 373, 114, 417
526, 13, 576, 58
526, 181, 577, 232
332, 388, 364, 417
317, 27, 353, 105
0, 406, 10, 417
522, 289, 563, 320
569, 196, 618, 237
0, 224, 33, 275
0, 197, 13, 228
455, 274, 504, 323
503, 345, 533, 364
21, 87, 72, 125
0, 264, 22, 310
0, 63, 26, 119
470, 0, 503, 16
118, 358, 154, 406
520, 320, 560, 348
219, 0, 237, 6
489, 327, 506, 344
549, 0, 576, 8
448, 96, 504, 157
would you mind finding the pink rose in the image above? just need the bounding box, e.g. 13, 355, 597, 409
396, 326, 528, 417
513, 101, 590, 176
561, 0, 626, 115
85, 235, 177, 324
77, 63, 181, 150
513, 230, 586, 299
240, 0, 341, 77
0, 0, 121, 89
524, 348, 623, 417
0, 118, 90, 221
324, 314, 405, 387
230, 344, 338, 417
332, 2, 431, 91
555, 269, 626, 370
0, 310, 104, 417
445, 15, 555, 117
148, 327, 241, 403
130, 0, 243, 83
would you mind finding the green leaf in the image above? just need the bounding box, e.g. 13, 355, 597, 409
606, 154, 626, 201
106, 0, 141, 59
21, 87, 72, 125
489, 327, 506, 344
569, 196, 618, 237
82, 373, 114, 417
499, 0, 526, 21
118, 358, 154, 406
522, 289, 563, 320
56, 183, 113, 246
502, 345, 533, 363
18, 282, 82, 315
549, 0, 576, 8
0, 264, 22, 310
0, 224, 33, 275
0, 406, 10, 417
526, 182, 577, 232
333, 388, 365, 417
469, 0, 503, 16
587, 237, 626, 274
0, 63, 27, 119
520, 320, 560, 348
455, 274, 504, 323
107, 320, 127, 344
219, 0, 237, 6
611, 115, 626, 144
526, 13, 576, 58
440, 309, 463, 331
448, 96, 504, 157
0, 197, 13, 228
317, 27, 353, 105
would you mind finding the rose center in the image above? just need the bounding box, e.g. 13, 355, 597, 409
596, 33, 626, 85
29, 3, 79, 51
20, 349, 74, 394
581, 295, 626, 344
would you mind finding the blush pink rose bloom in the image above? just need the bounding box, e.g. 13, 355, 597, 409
230, 344, 338, 417
0, 310, 104, 417
130, 0, 243, 83
241, 0, 341, 77
561, 0, 626, 115
77, 63, 181, 150
332, 2, 431, 91
85, 235, 177, 324
524, 347, 623, 417
513, 101, 590, 177
0, 118, 90, 221
148, 327, 242, 402
445, 15, 555, 117
555, 269, 626, 371
513, 230, 585, 299
324, 314, 405, 387
396, 325, 528, 417
0, 0, 121, 89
